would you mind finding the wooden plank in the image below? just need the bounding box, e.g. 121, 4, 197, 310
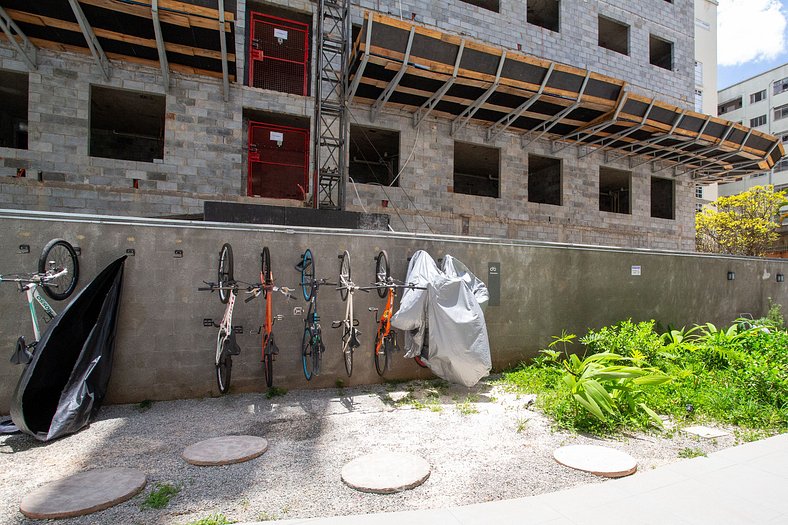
7, 8, 235, 61
78, 0, 232, 31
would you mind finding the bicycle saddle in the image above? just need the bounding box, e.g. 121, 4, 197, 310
227, 332, 241, 356
349, 328, 361, 349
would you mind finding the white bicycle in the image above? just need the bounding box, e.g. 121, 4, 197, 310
332, 251, 371, 377
0, 239, 79, 364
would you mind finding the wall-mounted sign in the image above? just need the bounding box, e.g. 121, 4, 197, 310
270, 131, 284, 142
488, 262, 500, 306
274, 28, 289, 40
631, 265, 641, 276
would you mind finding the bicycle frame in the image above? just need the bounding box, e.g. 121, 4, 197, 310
217, 288, 237, 365
374, 287, 395, 355
1, 270, 65, 342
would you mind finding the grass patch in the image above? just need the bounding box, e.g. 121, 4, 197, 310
256, 511, 280, 521
678, 447, 706, 458
266, 386, 287, 399
388, 390, 442, 412
136, 399, 153, 412
515, 417, 529, 433
141, 482, 180, 509
184, 514, 234, 525
456, 396, 479, 416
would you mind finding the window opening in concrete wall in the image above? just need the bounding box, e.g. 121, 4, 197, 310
751, 90, 766, 104
598, 16, 629, 55
453, 142, 499, 198
649, 35, 673, 70
528, 154, 561, 205
527, 0, 560, 32
750, 114, 767, 127
718, 97, 742, 115
247, 5, 310, 95
245, 111, 309, 200
89, 86, 165, 163
599, 166, 631, 214
651, 177, 674, 220
460, 0, 500, 13
0, 69, 28, 150
349, 125, 400, 186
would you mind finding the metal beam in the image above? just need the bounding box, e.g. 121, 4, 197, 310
522, 71, 590, 148
552, 90, 628, 154
0, 6, 36, 71
371, 27, 415, 121
347, 16, 372, 104
639, 116, 712, 170
413, 39, 465, 127
651, 123, 736, 174
578, 99, 656, 159
486, 63, 554, 142
605, 110, 686, 164
67, 0, 111, 80
689, 129, 753, 176
451, 51, 507, 136
218, 0, 229, 101
151, 0, 169, 90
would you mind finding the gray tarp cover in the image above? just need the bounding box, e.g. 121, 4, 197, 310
391, 251, 491, 387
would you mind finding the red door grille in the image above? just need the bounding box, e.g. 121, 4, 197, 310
247, 121, 309, 200
249, 12, 309, 95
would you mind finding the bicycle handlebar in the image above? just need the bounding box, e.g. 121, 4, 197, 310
0, 268, 68, 285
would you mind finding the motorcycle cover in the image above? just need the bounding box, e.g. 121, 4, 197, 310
391, 250, 491, 387
10, 256, 126, 441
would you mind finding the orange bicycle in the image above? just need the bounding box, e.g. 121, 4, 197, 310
369, 251, 424, 375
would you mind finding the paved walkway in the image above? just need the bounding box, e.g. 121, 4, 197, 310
254, 433, 788, 525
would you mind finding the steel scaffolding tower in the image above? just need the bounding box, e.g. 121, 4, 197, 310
313, 0, 350, 209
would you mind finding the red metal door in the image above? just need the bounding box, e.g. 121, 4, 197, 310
247, 121, 309, 200
248, 12, 309, 95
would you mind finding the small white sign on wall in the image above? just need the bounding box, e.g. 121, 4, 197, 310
274, 28, 289, 40
631, 265, 642, 276
270, 131, 284, 142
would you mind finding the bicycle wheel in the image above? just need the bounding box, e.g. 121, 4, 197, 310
338, 250, 351, 302
218, 243, 234, 304
302, 327, 314, 381
343, 336, 354, 377
261, 246, 272, 298
39, 239, 79, 301
216, 334, 233, 393
375, 250, 389, 298
374, 331, 388, 376
300, 249, 314, 301
263, 336, 274, 388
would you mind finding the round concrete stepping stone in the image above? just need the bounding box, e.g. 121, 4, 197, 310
553, 445, 637, 478
182, 435, 268, 466
20, 467, 146, 519
341, 451, 430, 494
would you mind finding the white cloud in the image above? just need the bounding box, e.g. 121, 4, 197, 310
718, 0, 787, 66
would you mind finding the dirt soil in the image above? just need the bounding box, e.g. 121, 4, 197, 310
0, 377, 739, 525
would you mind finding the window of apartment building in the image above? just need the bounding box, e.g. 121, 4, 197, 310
599, 167, 631, 214
774, 76, 788, 95
774, 103, 788, 121
460, 0, 500, 12
0, 70, 28, 150
695, 202, 704, 213
247, 5, 311, 95
89, 86, 165, 162
527, 154, 561, 205
649, 35, 673, 71
695, 185, 704, 199
717, 97, 742, 115
694, 89, 703, 112
453, 142, 499, 198
527, 0, 559, 32
349, 125, 400, 186
651, 177, 674, 220
694, 61, 703, 86
598, 16, 629, 55
750, 114, 767, 127
750, 90, 766, 104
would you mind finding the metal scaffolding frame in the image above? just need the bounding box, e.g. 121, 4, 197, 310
486, 63, 553, 142
451, 51, 507, 136
67, 0, 111, 80
314, 0, 350, 209
414, 40, 465, 128
0, 6, 36, 71
150, 0, 169, 90
552, 89, 629, 154
522, 71, 590, 148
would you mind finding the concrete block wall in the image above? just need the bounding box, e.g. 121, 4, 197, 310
0, 210, 785, 413
0, 0, 695, 249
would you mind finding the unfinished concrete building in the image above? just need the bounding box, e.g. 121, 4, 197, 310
0, 0, 782, 250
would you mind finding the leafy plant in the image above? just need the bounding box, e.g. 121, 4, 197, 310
141, 482, 181, 509
266, 386, 287, 399
184, 514, 234, 525
678, 447, 706, 458
456, 396, 479, 416
136, 399, 153, 412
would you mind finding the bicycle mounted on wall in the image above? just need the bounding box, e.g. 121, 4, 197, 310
296, 248, 335, 380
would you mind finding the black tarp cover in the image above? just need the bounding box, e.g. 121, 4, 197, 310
10, 256, 126, 441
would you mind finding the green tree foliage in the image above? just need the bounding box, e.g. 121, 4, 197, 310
696, 185, 787, 256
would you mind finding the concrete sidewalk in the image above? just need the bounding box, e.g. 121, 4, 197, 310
258, 433, 788, 525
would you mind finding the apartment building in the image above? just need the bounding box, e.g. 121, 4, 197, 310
0, 0, 781, 251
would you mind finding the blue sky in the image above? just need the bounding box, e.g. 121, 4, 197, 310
717, 0, 788, 88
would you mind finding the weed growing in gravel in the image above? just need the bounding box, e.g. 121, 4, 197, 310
678, 447, 706, 458
335, 379, 345, 389
141, 482, 180, 509
266, 387, 287, 399
256, 511, 280, 521
456, 397, 479, 416
515, 417, 529, 433
136, 399, 153, 412
184, 514, 234, 525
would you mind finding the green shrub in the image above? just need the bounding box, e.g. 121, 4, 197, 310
141, 482, 181, 509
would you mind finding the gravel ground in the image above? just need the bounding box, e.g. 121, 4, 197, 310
0, 376, 738, 525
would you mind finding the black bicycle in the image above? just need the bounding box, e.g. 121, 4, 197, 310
296, 249, 335, 380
